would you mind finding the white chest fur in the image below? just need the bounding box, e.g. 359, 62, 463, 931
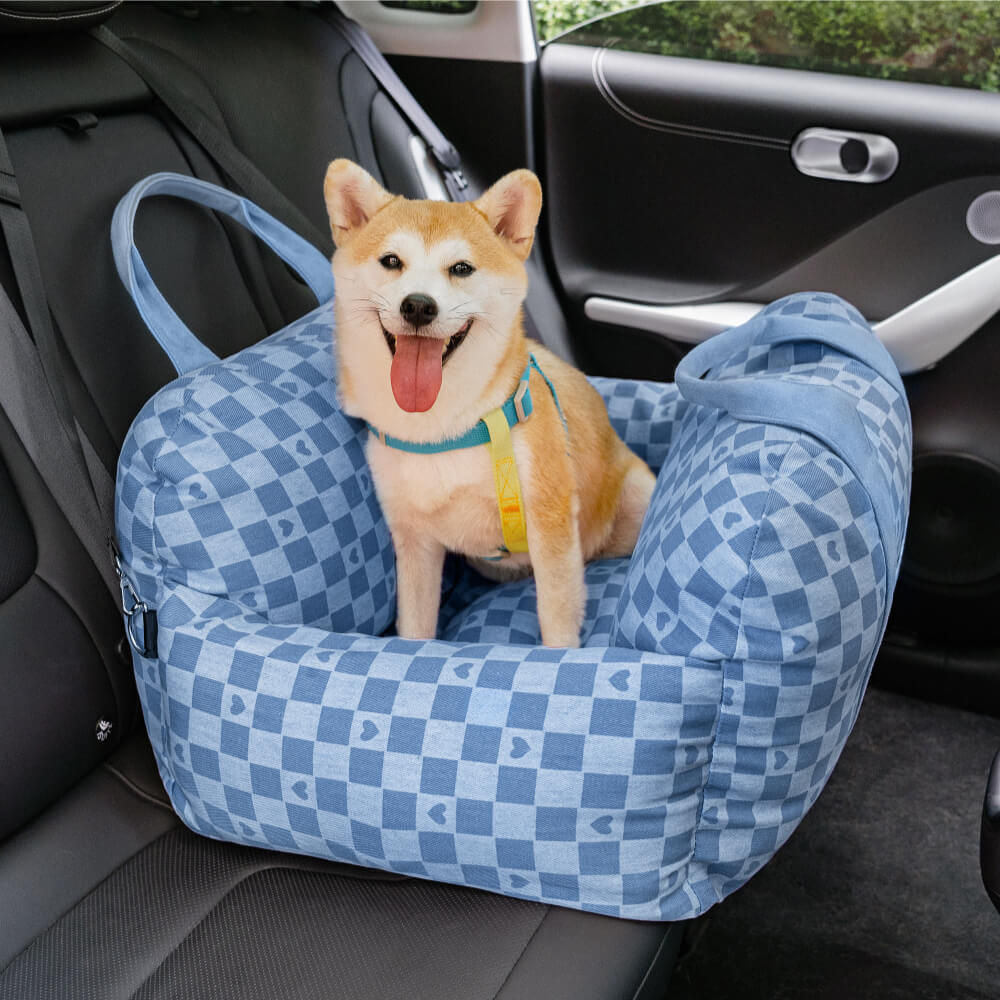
366, 433, 532, 560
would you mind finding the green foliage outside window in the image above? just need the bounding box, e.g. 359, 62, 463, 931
532, 1, 1000, 92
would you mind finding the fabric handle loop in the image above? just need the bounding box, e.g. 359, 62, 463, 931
676, 309, 903, 400
112, 172, 335, 375
675, 307, 905, 577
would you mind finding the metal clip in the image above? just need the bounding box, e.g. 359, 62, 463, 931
114, 555, 157, 658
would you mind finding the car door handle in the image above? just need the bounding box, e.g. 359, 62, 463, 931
791, 128, 899, 184
584, 253, 1000, 374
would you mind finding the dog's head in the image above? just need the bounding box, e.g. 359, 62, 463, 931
323, 159, 542, 425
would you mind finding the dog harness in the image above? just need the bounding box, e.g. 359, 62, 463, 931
367, 354, 566, 559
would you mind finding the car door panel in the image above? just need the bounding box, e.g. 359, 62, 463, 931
537, 32, 1000, 682
541, 44, 1000, 322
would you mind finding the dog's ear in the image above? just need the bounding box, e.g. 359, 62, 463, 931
474, 169, 542, 261
323, 159, 393, 246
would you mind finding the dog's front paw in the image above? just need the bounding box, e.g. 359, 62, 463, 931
396, 623, 438, 641
540, 626, 581, 649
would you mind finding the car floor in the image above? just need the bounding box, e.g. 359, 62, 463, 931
670, 684, 1000, 1000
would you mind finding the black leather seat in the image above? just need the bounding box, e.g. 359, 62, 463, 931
0, 3, 682, 996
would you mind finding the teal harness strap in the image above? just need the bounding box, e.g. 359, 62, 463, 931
367, 353, 565, 453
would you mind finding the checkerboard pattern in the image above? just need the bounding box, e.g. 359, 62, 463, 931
117, 291, 910, 921
117, 301, 396, 639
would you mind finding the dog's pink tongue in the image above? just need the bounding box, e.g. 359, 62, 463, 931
390, 334, 443, 412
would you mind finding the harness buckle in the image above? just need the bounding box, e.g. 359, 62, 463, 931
513, 380, 530, 423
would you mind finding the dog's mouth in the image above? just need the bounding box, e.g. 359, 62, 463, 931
382, 318, 472, 367
383, 318, 475, 413
382, 319, 472, 365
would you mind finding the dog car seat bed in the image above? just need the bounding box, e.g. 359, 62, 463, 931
113, 174, 911, 921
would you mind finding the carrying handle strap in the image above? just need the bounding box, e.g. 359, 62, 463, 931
676, 307, 904, 401
675, 305, 906, 578
112, 172, 336, 375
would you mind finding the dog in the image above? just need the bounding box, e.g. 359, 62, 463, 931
323, 159, 655, 648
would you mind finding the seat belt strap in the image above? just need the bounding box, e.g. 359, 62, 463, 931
0, 282, 120, 603
322, 6, 470, 203
90, 24, 335, 256
0, 127, 120, 599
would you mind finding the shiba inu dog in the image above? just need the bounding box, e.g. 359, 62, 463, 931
323, 159, 655, 648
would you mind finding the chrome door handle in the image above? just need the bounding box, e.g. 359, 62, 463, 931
791, 127, 898, 183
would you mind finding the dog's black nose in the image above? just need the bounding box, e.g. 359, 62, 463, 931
400, 293, 438, 329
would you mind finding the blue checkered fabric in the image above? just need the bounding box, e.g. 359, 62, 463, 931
117, 302, 395, 639
117, 287, 910, 922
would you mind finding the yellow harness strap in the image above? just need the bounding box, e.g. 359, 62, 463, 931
368, 354, 566, 560
481, 406, 529, 554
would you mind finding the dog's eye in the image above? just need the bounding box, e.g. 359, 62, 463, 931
379, 253, 403, 270
449, 261, 475, 278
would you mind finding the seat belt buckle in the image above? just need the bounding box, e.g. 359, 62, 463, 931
431, 144, 468, 196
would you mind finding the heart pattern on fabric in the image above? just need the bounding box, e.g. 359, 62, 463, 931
609, 670, 630, 692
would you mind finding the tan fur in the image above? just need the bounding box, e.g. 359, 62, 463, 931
324, 160, 655, 647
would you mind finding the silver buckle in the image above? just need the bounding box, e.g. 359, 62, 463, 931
514, 380, 530, 423
114, 555, 153, 656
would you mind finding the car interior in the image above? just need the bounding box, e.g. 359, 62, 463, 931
0, 2, 997, 998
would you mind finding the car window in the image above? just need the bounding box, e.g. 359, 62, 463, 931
534, 0, 1000, 92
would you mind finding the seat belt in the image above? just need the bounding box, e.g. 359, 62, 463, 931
320, 6, 470, 203
90, 24, 335, 257
0, 128, 120, 603
0, 282, 120, 603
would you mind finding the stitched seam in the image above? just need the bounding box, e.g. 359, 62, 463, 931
0, 2, 119, 23
629, 924, 680, 1000
686, 437, 796, 910
102, 761, 176, 815
148, 393, 189, 580
123, 850, 407, 996
490, 907, 551, 1000
731, 438, 797, 664
0, 826, 182, 976
592, 46, 790, 151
